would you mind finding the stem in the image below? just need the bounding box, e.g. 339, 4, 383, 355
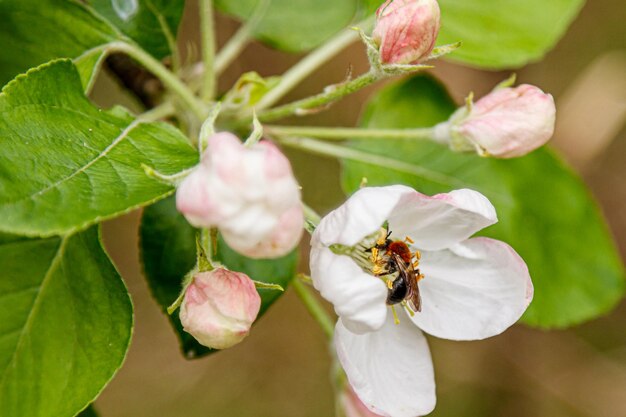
257, 70, 379, 122
214, 0, 269, 76
138, 102, 176, 122
199, 0, 217, 101
111, 41, 206, 120
254, 17, 374, 112
291, 277, 334, 339
267, 125, 436, 141
276, 136, 466, 188
302, 202, 321, 234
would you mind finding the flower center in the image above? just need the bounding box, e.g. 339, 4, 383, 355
329, 225, 425, 321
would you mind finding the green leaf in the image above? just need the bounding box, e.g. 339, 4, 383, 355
436, 0, 585, 68
0, 227, 133, 417
77, 405, 99, 417
215, 0, 359, 52
356, 0, 584, 68
341, 75, 624, 328
0, 0, 122, 87
88, 0, 185, 59
140, 196, 298, 359
0, 59, 198, 237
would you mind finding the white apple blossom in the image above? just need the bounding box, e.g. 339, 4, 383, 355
310, 185, 533, 417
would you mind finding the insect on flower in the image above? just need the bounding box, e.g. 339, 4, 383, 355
370, 227, 424, 315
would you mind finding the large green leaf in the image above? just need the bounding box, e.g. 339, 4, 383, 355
358, 0, 584, 68
0, 59, 198, 237
140, 196, 299, 358
0, 0, 123, 87
89, 0, 185, 59
340, 75, 624, 328
437, 0, 585, 68
0, 227, 133, 417
215, 0, 359, 52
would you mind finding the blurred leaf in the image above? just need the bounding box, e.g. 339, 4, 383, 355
0, 59, 197, 237
140, 196, 299, 359
341, 75, 624, 328
437, 0, 585, 68
0, 0, 122, 87
0, 227, 132, 417
215, 0, 358, 52
357, 0, 584, 68
88, 0, 185, 59
77, 406, 100, 417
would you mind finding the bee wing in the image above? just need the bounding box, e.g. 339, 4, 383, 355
390, 253, 422, 313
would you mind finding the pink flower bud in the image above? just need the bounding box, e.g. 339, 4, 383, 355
176, 132, 304, 258
372, 0, 441, 65
447, 84, 556, 158
179, 269, 261, 349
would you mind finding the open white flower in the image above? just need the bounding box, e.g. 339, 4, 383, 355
310, 185, 533, 417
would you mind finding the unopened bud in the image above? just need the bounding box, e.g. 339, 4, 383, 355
439, 84, 556, 158
176, 132, 304, 258
372, 0, 441, 65
179, 269, 261, 349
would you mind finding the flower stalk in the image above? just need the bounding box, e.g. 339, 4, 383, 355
199, 0, 217, 101
291, 276, 335, 339
254, 17, 375, 112
266, 125, 436, 141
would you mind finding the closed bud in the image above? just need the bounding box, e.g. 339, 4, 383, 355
372, 0, 441, 65
176, 132, 304, 258
180, 269, 261, 349
439, 84, 556, 158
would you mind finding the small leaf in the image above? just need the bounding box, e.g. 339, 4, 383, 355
89, 0, 185, 59
0, 227, 133, 417
215, 0, 359, 52
341, 75, 625, 328
0, 59, 198, 237
140, 196, 298, 359
0, 0, 122, 87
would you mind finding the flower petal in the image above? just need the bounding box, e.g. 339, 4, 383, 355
315, 185, 417, 247
411, 237, 532, 340
388, 188, 497, 251
335, 314, 436, 417
310, 245, 388, 333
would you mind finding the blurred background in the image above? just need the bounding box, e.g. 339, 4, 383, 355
94, 0, 626, 415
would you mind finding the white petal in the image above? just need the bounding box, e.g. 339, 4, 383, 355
315, 185, 417, 247
335, 315, 436, 417
310, 245, 388, 333
411, 237, 532, 340
388, 188, 497, 251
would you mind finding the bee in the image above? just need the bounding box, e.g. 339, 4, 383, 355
372, 230, 424, 313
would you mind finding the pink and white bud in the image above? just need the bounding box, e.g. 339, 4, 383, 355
442, 84, 556, 158
179, 268, 261, 349
372, 0, 441, 65
176, 132, 304, 258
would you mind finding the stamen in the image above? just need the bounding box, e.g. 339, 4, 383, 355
401, 301, 415, 317
391, 305, 400, 325
404, 236, 414, 244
